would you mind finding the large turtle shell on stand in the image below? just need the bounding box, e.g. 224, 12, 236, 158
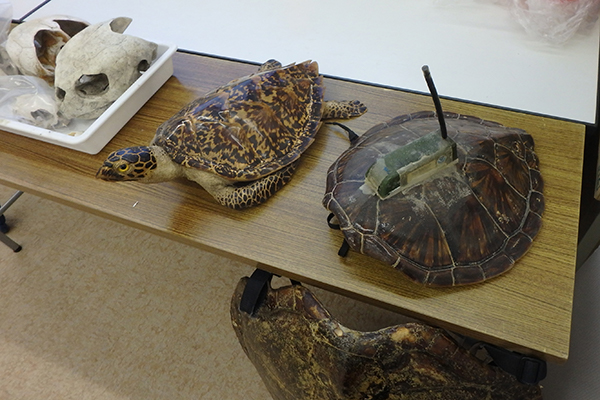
323, 111, 544, 286
230, 277, 543, 399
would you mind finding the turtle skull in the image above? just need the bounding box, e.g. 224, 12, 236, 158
6, 15, 89, 84
54, 17, 158, 120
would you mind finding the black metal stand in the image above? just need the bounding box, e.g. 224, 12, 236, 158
0, 191, 24, 252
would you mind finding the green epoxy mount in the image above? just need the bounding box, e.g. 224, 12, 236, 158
365, 129, 457, 199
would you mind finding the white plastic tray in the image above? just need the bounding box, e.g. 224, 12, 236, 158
0, 42, 177, 154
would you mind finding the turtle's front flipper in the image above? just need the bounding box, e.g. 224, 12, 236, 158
257, 59, 283, 73
322, 100, 367, 120
213, 162, 298, 210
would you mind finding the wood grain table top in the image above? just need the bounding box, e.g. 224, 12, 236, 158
0, 52, 584, 362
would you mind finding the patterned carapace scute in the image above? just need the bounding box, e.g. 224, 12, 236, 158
323, 111, 544, 286
230, 278, 543, 400
152, 61, 324, 182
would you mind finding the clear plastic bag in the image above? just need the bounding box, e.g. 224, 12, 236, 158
0, 3, 64, 129
0, 75, 64, 129
509, 0, 600, 44
0, 0, 17, 75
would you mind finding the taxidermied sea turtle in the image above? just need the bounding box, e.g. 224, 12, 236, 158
323, 111, 544, 286
96, 59, 367, 209
231, 275, 543, 399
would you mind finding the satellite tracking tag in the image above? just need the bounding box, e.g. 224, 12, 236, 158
365, 65, 458, 199
366, 130, 457, 199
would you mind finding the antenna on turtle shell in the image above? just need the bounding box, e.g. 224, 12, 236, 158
422, 65, 448, 139
364, 65, 457, 199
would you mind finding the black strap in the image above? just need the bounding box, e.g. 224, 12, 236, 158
239, 268, 302, 315
337, 240, 350, 257
482, 343, 547, 385
325, 122, 357, 257
327, 122, 359, 144
327, 213, 340, 229
327, 213, 350, 257
460, 336, 546, 385
239, 269, 273, 315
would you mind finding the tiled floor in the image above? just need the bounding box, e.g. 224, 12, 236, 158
0, 184, 271, 399
0, 184, 413, 399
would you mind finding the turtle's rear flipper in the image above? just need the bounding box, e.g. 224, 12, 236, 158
323, 100, 367, 120
215, 162, 299, 210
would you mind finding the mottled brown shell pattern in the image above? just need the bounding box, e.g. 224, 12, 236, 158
323, 111, 544, 286
231, 278, 543, 399
152, 61, 324, 181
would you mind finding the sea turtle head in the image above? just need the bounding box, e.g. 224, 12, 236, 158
96, 146, 158, 181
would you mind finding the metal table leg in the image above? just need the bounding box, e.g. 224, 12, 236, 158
0, 231, 21, 252
0, 191, 24, 252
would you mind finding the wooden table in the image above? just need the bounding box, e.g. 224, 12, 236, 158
0, 52, 584, 363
